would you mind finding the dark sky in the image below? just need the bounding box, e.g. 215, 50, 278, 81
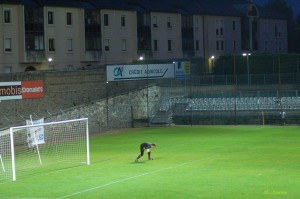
253, 0, 300, 18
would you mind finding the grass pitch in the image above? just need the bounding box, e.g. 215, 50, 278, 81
0, 125, 299, 199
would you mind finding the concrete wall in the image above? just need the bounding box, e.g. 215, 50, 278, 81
0, 70, 154, 132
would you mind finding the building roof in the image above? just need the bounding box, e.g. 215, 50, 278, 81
0, 0, 287, 20
194, 0, 248, 17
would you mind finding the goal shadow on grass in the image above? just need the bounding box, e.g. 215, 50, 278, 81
16, 164, 87, 180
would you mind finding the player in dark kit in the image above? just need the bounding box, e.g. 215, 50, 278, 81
135, 142, 156, 162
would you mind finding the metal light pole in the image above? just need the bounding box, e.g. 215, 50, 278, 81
146, 62, 149, 127
48, 57, 53, 70
139, 56, 149, 127
233, 54, 237, 125
243, 53, 251, 85
210, 55, 215, 73
106, 81, 109, 126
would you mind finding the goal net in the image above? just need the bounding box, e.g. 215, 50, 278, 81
0, 118, 90, 182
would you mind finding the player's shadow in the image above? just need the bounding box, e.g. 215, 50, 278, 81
131, 161, 145, 164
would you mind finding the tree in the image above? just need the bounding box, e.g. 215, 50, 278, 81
266, 0, 293, 20
266, 0, 300, 52
295, 13, 300, 28
292, 13, 300, 53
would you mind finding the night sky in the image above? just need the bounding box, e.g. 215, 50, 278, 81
253, 0, 300, 18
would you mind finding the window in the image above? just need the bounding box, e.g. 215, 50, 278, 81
248, 4, 258, 17
195, 40, 199, 51
66, 12, 72, 25
122, 39, 126, 51
275, 23, 281, 38
4, 38, 12, 52
48, 11, 54, 24
26, 35, 44, 50
104, 14, 109, 26
85, 36, 101, 50
167, 17, 172, 28
85, 10, 100, 25
67, 39, 73, 52
215, 20, 223, 36
216, 40, 224, 51
153, 16, 158, 27
4, 9, 11, 23
232, 41, 237, 51
154, 40, 158, 51
104, 39, 110, 51
168, 40, 172, 51
121, 15, 126, 27
142, 13, 150, 26
48, 38, 55, 52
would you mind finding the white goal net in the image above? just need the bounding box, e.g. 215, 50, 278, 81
0, 118, 90, 182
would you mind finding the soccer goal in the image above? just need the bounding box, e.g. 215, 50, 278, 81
0, 118, 90, 182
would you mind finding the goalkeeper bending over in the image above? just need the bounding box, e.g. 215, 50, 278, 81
135, 142, 156, 162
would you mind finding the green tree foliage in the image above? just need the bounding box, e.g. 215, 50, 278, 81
295, 13, 300, 26
266, 0, 293, 20
266, 0, 300, 52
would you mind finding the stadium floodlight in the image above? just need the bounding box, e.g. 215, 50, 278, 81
0, 118, 90, 182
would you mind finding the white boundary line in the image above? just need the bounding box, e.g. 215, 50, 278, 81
0, 198, 50, 199
56, 156, 218, 199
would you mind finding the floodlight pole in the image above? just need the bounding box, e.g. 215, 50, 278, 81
147, 62, 150, 127
233, 53, 237, 125
139, 56, 150, 127
243, 53, 251, 85
106, 81, 109, 126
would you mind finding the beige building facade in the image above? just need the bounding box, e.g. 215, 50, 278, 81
0, 1, 288, 74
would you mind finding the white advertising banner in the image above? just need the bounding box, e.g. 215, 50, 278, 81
26, 118, 45, 146
106, 63, 175, 81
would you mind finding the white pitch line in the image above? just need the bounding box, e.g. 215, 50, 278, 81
56, 157, 216, 199
0, 197, 51, 199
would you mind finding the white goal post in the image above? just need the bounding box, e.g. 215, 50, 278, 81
0, 118, 90, 182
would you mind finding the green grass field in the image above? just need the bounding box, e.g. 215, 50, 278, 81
0, 125, 300, 199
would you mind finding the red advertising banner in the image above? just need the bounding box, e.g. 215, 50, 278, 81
21, 81, 44, 99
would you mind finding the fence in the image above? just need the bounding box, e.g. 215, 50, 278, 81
1, 72, 299, 133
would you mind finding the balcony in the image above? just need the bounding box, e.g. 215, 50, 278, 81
84, 50, 102, 62
25, 51, 45, 63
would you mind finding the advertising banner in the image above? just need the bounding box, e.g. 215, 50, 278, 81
175, 61, 191, 79
26, 118, 45, 146
107, 63, 175, 81
0, 80, 44, 101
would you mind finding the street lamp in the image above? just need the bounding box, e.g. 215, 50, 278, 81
242, 53, 251, 84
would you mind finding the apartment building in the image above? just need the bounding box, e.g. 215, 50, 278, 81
0, 0, 288, 74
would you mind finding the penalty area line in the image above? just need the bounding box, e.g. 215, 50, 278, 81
56, 156, 217, 199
